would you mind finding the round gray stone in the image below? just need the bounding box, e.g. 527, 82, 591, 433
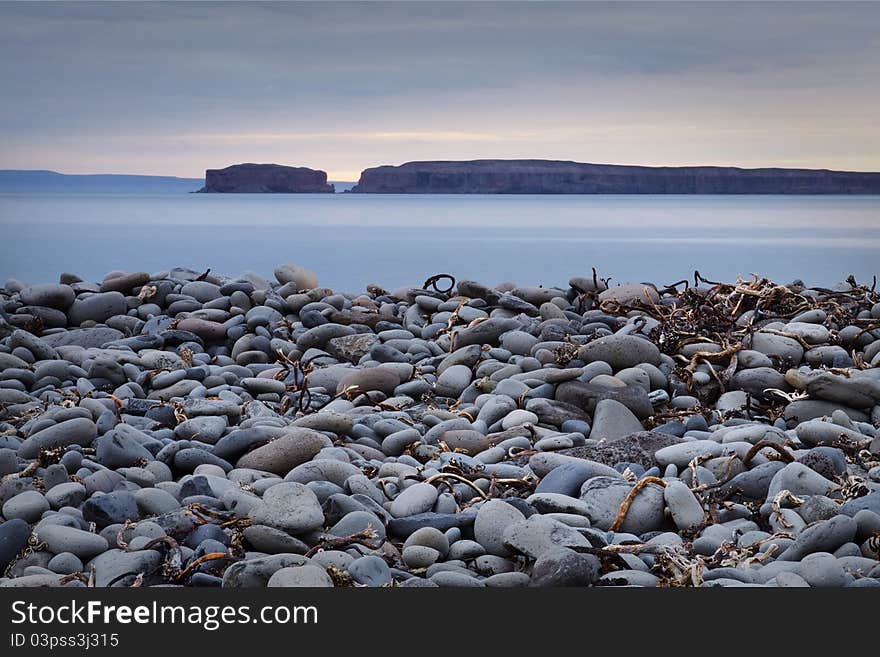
390, 483, 439, 518
252, 482, 325, 534
35, 525, 109, 560
267, 564, 333, 587
2, 491, 49, 523
474, 500, 526, 556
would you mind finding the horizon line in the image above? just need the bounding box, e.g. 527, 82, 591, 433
4, 157, 880, 181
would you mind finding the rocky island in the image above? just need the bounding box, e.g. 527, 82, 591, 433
350, 160, 880, 194
199, 164, 334, 193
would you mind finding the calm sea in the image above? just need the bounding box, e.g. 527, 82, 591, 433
1, 193, 877, 292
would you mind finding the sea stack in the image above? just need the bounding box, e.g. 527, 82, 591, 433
200, 163, 334, 193
350, 159, 880, 194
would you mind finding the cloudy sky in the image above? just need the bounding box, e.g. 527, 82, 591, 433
1, 1, 878, 180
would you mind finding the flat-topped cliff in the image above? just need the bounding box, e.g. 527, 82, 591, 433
200, 163, 334, 193
350, 160, 880, 194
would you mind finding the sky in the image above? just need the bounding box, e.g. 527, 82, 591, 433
1, 1, 878, 181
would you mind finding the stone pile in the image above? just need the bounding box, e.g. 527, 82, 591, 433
1, 265, 878, 587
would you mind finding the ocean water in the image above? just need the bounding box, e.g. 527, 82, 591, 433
0, 193, 877, 292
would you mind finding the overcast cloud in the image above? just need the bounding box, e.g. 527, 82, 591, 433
1, 1, 877, 179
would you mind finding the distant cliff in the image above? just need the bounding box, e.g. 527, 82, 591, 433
200, 164, 334, 193
0, 170, 203, 194
350, 160, 880, 194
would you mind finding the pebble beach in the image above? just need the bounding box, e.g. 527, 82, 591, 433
1, 263, 879, 588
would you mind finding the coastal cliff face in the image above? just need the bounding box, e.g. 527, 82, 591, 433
351, 160, 880, 194
201, 164, 334, 193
